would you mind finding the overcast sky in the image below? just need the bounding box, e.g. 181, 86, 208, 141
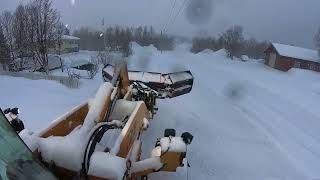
1, 0, 319, 48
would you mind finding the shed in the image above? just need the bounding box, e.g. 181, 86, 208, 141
264, 43, 320, 72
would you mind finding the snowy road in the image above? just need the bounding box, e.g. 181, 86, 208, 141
133, 44, 320, 179
142, 66, 308, 180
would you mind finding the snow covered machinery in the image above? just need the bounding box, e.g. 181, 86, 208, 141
0, 63, 194, 180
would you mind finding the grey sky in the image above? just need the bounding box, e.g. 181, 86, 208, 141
1, 0, 319, 48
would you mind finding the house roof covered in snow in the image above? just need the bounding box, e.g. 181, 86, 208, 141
271, 43, 319, 62
62, 35, 80, 40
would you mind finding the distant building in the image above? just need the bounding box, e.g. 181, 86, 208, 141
49, 35, 80, 54
60, 35, 80, 53
265, 43, 320, 72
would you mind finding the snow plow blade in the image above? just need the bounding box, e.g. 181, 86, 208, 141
102, 64, 194, 98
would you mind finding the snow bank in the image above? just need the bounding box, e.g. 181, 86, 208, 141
88, 152, 127, 180
128, 42, 188, 73
62, 35, 80, 40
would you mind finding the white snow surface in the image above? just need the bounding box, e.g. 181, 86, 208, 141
38, 126, 87, 171
0, 69, 103, 131
272, 43, 319, 62
19, 129, 40, 151
1, 43, 320, 179
88, 152, 127, 180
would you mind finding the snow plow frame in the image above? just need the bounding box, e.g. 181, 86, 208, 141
102, 64, 194, 99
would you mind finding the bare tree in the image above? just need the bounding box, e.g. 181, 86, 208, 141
0, 25, 11, 70
243, 38, 268, 59
315, 28, 320, 58
13, 4, 28, 70
56, 22, 64, 55
221, 25, 244, 60
87, 56, 99, 79
25, 3, 38, 71
0, 11, 15, 68
31, 0, 60, 73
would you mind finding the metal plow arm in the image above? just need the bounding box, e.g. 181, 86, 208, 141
102, 64, 194, 98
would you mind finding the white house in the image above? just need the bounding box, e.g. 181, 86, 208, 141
60, 35, 80, 53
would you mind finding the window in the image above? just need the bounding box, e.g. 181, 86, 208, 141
294, 61, 301, 68
0, 110, 56, 180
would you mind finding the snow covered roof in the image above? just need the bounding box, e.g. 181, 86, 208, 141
272, 43, 319, 62
62, 35, 80, 40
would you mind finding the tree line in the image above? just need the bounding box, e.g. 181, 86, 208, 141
191, 25, 269, 60
0, 0, 63, 73
73, 26, 175, 56
315, 28, 320, 57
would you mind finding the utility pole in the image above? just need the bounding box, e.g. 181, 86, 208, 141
102, 18, 107, 51
160, 30, 163, 54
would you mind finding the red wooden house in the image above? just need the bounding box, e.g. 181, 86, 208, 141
265, 43, 320, 72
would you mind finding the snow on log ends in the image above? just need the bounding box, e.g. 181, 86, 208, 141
88, 152, 127, 180
131, 157, 163, 174
82, 82, 114, 131
160, 137, 187, 152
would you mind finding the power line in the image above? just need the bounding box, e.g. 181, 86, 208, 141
162, 0, 177, 32
164, 0, 190, 33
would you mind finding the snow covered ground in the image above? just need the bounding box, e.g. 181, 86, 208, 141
0, 70, 103, 131
1, 43, 320, 179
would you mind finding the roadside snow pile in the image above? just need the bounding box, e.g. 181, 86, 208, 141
60, 50, 97, 68
0, 74, 101, 131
